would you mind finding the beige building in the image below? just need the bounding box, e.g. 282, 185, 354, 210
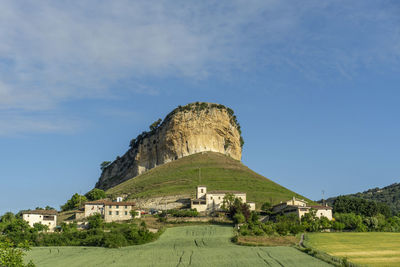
22, 210, 57, 231
84, 200, 140, 222
272, 197, 332, 220
191, 186, 255, 213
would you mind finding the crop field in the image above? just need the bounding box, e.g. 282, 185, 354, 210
26, 225, 330, 267
306, 232, 400, 267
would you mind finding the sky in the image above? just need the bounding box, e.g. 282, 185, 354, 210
1, 0, 400, 214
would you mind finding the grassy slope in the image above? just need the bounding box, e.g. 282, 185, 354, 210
306, 232, 400, 267
106, 152, 313, 208
26, 225, 330, 267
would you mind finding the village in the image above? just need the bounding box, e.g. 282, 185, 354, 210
21, 185, 333, 232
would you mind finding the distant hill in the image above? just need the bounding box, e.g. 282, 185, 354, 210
106, 152, 313, 208
324, 183, 400, 214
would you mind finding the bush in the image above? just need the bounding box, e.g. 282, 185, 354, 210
103, 232, 128, 248
233, 213, 246, 224
168, 209, 199, 217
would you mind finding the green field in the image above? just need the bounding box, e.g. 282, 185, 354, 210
306, 232, 400, 267
26, 225, 330, 267
106, 152, 313, 208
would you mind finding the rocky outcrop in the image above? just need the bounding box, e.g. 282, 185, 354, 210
96, 102, 243, 190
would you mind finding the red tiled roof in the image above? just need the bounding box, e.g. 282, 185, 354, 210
208, 190, 245, 194
310, 205, 332, 210
85, 200, 135, 206
22, 210, 57, 215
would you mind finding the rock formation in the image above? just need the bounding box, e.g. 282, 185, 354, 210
96, 102, 243, 190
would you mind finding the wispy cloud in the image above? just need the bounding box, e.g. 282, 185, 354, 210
0, 1, 399, 135
0, 111, 82, 136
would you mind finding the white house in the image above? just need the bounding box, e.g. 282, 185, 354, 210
272, 197, 333, 220
84, 199, 140, 222
22, 210, 57, 231
191, 186, 256, 213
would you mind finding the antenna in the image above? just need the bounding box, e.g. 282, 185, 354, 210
198, 167, 201, 184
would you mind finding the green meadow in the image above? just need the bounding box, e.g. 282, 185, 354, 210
26, 225, 330, 267
306, 232, 400, 267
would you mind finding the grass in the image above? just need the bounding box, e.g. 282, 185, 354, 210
237, 235, 300, 247
306, 232, 400, 267
26, 225, 331, 267
106, 152, 313, 208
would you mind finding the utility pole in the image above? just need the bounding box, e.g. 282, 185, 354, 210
322, 190, 325, 205
198, 167, 201, 184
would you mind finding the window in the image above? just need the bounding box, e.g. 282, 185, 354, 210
201, 189, 204, 193
116, 205, 119, 209
125, 205, 127, 209
116, 211, 119, 215
109, 211, 112, 215
218, 197, 221, 200
109, 205, 112, 208
211, 196, 213, 200
125, 211, 128, 215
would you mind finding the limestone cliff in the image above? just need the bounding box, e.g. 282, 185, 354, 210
95, 102, 243, 190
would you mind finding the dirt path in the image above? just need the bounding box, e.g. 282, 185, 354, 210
299, 233, 305, 247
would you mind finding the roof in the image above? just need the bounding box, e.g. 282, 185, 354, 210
85, 200, 135, 206
22, 210, 57, 215
310, 205, 332, 210
208, 190, 245, 194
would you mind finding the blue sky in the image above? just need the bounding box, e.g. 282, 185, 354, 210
1, 1, 400, 214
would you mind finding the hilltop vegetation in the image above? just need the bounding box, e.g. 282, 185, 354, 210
325, 183, 400, 214
106, 152, 312, 207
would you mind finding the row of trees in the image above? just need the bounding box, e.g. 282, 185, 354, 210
0, 212, 158, 249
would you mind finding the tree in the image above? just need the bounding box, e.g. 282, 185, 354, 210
85, 189, 106, 201
129, 138, 136, 148
100, 161, 111, 171
222, 193, 251, 222
149, 118, 162, 131
87, 214, 103, 230
61, 193, 87, 211
233, 213, 245, 224
0, 240, 35, 267
0, 212, 16, 223
261, 202, 272, 214
32, 223, 49, 232
130, 210, 139, 219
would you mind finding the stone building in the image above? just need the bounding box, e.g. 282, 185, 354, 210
84, 200, 140, 222
191, 186, 255, 213
22, 210, 57, 231
272, 197, 332, 220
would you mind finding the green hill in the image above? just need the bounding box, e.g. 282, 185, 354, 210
106, 152, 312, 208
325, 183, 400, 214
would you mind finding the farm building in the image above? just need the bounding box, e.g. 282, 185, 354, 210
22, 210, 57, 231
272, 197, 332, 220
84, 199, 141, 222
191, 186, 256, 213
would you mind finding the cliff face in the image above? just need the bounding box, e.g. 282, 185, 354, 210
96, 103, 243, 190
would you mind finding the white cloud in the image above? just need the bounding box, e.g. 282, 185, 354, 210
0, 1, 399, 134
0, 111, 82, 136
